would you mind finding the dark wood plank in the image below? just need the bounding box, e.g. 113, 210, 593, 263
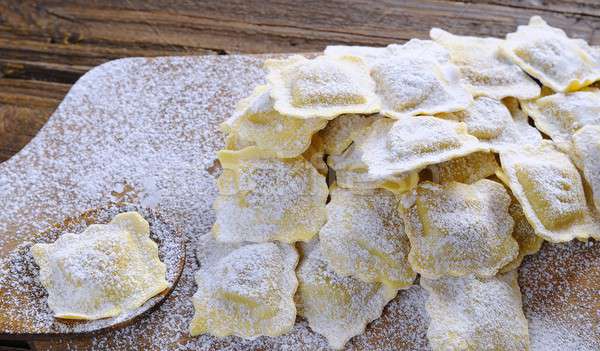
0, 339, 31, 350
0, 80, 69, 107
0, 105, 55, 161
2, 0, 600, 162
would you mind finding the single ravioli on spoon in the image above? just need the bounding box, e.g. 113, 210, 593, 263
31, 211, 170, 320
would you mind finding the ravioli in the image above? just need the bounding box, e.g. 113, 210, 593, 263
319, 113, 380, 155
387, 39, 451, 65
501, 16, 600, 92
427, 151, 499, 184
430, 28, 540, 100
421, 272, 530, 351
213, 146, 328, 243
319, 186, 416, 289
30, 212, 169, 320
402, 180, 518, 278
498, 141, 600, 242
359, 116, 485, 178
302, 133, 328, 176
223, 131, 255, 151
328, 141, 419, 193
521, 88, 600, 153
325, 39, 449, 68
334, 167, 419, 194
437, 96, 542, 152
265, 55, 380, 119
371, 52, 472, 118
324, 45, 388, 66
190, 234, 298, 339
571, 125, 600, 213
296, 240, 397, 350
501, 194, 544, 273
221, 84, 327, 158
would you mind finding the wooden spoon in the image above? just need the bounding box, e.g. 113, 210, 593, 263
0, 202, 186, 340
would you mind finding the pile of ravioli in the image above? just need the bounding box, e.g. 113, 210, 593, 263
191, 16, 600, 350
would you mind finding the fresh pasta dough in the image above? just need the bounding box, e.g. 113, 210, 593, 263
498, 141, 600, 242
358, 116, 485, 178
421, 272, 530, 351
319, 186, 416, 289
427, 151, 499, 184
265, 55, 380, 119
213, 146, 328, 243
430, 28, 540, 100
521, 88, 600, 154
190, 234, 298, 338
501, 16, 600, 92
402, 180, 518, 278
30, 212, 169, 320
571, 125, 600, 213
437, 96, 542, 152
296, 240, 397, 350
221, 84, 327, 158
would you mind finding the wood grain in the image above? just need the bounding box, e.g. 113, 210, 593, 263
1, 0, 600, 161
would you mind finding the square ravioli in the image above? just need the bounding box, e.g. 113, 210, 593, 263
437, 97, 542, 153
30, 212, 169, 320
501, 16, 600, 92
498, 141, 600, 242
213, 146, 328, 243
319, 186, 416, 289
358, 116, 486, 178
430, 28, 540, 100
371, 50, 472, 118
265, 55, 380, 119
427, 151, 499, 184
572, 125, 600, 213
402, 180, 518, 278
521, 88, 600, 154
190, 234, 298, 339
221, 84, 327, 158
296, 240, 397, 350
421, 272, 530, 351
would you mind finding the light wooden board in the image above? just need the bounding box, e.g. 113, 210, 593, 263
0, 55, 598, 350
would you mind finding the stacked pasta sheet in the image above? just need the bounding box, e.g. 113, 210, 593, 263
191, 16, 600, 350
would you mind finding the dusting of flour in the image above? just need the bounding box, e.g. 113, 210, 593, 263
0, 54, 598, 350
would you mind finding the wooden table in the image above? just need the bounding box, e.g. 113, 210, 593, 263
2, 0, 600, 162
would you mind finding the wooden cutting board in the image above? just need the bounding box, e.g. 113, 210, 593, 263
0, 55, 598, 350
